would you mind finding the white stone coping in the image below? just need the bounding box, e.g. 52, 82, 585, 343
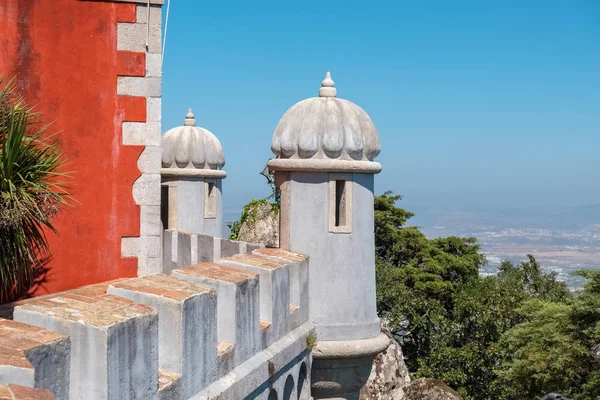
268, 158, 382, 174
161, 168, 227, 179
312, 333, 390, 359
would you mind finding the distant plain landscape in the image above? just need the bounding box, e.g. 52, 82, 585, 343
410, 203, 600, 289
225, 202, 600, 289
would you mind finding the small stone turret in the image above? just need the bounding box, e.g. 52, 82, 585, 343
269, 72, 388, 400
161, 109, 226, 237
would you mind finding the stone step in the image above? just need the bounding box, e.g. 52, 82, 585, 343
107, 275, 217, 399
13, 288, 159, 400
0, 384, 54, 399
171, 263, 260, 374
218, 254, 291, 346
0, 320, 69, 400
252, 248, 309, 331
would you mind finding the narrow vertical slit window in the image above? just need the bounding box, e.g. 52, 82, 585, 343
335, 180, 346, 227
204, 180, 217, 219
160, 185, 169, 229
329, 174, 352, 233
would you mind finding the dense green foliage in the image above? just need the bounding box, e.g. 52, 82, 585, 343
376, 191, 600, 399
0, 77, 70, 303
229, 185, 599, 399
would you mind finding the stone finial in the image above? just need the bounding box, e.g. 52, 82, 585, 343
184, 109, 196, 127
319, 72, 337, 98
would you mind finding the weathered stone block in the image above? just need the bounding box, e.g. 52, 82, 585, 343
117, 23, 161, 53
122, 122, 146, 145
146, 122, 162, 146
133, 173, 161, 206
197, 234, 215, 263
253, 248, 309, 330
141, 205, 162, 236
118, 77, 161, 97
13, 290, 159, 400
146, 53, 162, 78
172, 263, 260, 370
218, 239, 241, 259
138, 146, 162, 175
138, 256, 162, 276
162, 230, 177, 273
147, 98, 162, 122
141, 235, 161, 258
108, 275, 218, 398
121, 236, 140, 258
0, 320, 69, 400
136, 4, 162, 25
219, 254, 290, 346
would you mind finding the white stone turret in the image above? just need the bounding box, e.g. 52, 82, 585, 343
160, 109, 225, 237
269, 73, 388, 400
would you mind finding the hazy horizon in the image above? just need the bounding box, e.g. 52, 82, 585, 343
162, 1, 599, 217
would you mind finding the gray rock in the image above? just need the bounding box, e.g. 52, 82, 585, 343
360, 327, 411, 400
237, 202, 279, 248
541, 394, 570, 400
405, 378, 461, 400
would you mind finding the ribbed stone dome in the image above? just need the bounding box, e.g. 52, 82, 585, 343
269, 72, 381, 173
161, 109, 226, 178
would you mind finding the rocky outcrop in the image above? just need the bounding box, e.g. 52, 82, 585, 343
359, 335, 463, 400
360, 328, 411, 399
404, 379, 461, 400
237, 202, 279, 247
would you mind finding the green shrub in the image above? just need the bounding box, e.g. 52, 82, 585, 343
0, 77, 70, 303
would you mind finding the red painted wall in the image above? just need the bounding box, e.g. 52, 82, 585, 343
0, 0, 147, 295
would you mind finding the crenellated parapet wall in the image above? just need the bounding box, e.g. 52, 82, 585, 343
0, 246, 312, 400
162, 231, 265, 274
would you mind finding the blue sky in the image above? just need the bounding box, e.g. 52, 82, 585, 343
161, 1, 600, 218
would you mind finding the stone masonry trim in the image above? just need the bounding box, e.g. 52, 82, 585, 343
118, 3, 163, 276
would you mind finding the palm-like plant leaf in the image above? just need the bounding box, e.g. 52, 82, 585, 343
0, 77, 71, 303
